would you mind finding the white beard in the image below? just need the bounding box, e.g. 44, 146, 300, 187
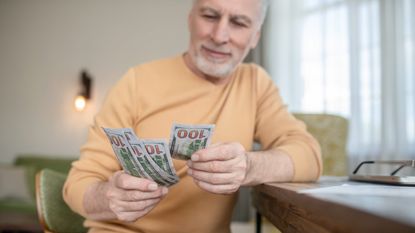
191, 49, 237, 78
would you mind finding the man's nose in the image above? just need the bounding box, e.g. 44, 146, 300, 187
211, 19, 230, 45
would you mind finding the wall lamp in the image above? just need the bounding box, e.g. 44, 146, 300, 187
74, 70, 93, 112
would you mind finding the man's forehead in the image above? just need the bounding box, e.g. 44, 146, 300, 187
195, 0, 261, 19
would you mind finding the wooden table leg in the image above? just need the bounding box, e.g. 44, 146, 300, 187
256, 211, 262, 233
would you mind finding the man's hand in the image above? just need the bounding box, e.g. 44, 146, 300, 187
186, 142, 249, 194
106, 171, 168, 221
84, 171, 168, 222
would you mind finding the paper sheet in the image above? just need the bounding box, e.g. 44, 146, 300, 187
298, 183, 415, 197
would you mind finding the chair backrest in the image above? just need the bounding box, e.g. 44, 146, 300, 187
35, 169, 87, 233
15, 155, 76, 199
293, 113, 349, 176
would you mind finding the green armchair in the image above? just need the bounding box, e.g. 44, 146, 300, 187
293, 113, 349, 176
36, 169, 87, 233
0, 155, 77, 232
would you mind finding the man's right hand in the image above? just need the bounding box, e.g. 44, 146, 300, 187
84, 171, 168, 222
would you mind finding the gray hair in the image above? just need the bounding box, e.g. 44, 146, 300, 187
192, 0, 270, 26
258, 0, 270, 26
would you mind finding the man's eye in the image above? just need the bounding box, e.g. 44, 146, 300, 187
232, 21, 247, 28
203, 14, 217, 20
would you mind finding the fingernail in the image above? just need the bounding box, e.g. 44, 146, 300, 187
187, 160, 192, 167
148, 183, 158, 190
191, 154, 199, 161
187, 168, 192, 175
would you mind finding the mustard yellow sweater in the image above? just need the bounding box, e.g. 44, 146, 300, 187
63, 55, 322, 233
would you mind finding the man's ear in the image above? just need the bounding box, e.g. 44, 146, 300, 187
250, 30, 261, 49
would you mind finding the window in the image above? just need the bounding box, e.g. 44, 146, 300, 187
300, 0, 351, 116
265, 0, 415, 163
403, 0, 414, 146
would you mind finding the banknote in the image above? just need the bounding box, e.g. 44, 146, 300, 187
127, 137, 172, 186
103, 123, 214, 185
120, 128, 155, 181
123, 129, 178, 186
169, 123, 215, 160
141, 139, 178, 179
102, 128, 142, 177
103, 127, 174, 186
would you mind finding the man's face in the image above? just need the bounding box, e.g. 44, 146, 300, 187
187, 0, 262, 79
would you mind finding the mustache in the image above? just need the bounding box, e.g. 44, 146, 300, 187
201, 44, 232, 54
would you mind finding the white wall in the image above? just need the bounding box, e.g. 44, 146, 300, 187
0, 0, 192, 163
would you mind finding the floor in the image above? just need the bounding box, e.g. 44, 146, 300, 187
230, 221, 281, 233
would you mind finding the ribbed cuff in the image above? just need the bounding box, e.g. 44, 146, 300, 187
63, 172, 101, 217
278, 143, 321, 182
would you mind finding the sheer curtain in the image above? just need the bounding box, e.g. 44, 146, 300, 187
262, 0, 415, 173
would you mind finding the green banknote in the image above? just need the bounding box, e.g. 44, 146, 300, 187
102, 128, 141, 177
141, 139, 178, 178
122, 128, 178, 186
169, 123, 215, 160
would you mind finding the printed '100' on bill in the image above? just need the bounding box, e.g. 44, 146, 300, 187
102, 127, 141, 177
122, 128, 178, 186
169, 123, 215, 160
142, 139, 178, 179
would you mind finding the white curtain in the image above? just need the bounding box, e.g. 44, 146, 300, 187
262, 0, 415, 173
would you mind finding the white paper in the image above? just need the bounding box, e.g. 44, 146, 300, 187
299, 183, 415, 197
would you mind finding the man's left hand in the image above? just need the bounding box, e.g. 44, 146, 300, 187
186, 142, 249, 194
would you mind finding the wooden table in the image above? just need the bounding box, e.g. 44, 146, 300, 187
252, 177, 415, 233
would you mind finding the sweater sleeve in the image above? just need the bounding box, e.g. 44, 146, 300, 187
63, 68, 138, 217
253, 66, 322, 182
